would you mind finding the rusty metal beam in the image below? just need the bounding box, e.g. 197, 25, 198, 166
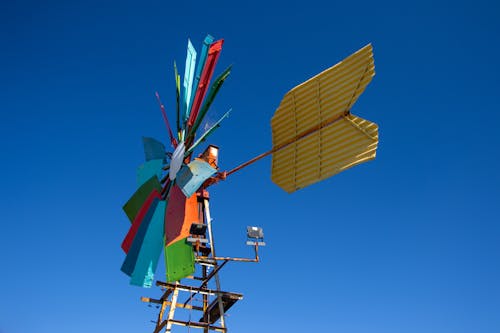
165, 285, 179, 332
141, 296, 163, 304
201, 294, 241, 324
153, 320, 167, 333
195, 243, 260, 263
141, 297, 203, 311
156, 281, 242, 299
166, 319, 226, 332
195, 256, 258, 263
183, 260, 229, 307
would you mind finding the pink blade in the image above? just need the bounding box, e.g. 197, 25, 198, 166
155, 92, 178, 148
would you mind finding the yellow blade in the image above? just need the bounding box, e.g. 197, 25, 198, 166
271, 44, 378, 193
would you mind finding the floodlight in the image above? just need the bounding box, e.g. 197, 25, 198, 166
190, 223, 208, 236
246, 226, 264, 239
246, 226, 265, 246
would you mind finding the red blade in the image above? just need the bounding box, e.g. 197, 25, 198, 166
187, 39, 224, 129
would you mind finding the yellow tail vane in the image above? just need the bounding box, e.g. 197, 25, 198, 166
271, 44, 378, 193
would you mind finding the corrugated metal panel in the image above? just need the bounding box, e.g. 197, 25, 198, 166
271, 44, 377, 193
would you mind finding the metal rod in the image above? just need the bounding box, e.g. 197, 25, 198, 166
225, 112, 348, 177
165, 283, 179, 332
204, 198, 226, 329
143, 297, 203, 311
195, 253, 259, 263
167, 319, 226, 332
156, 281, 242, 298
183, 260, 229, 307
155, 91, 178, 148
157, 298, 168, 330
225, 149, 274, 177
203, 265, 209, 333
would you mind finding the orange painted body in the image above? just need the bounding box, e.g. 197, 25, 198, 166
165, 185, 201, 246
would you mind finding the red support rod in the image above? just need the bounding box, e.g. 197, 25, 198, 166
225, 112, 348, 177
225, 149, 274, 177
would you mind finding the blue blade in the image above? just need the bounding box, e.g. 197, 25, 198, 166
182, 39, 197, 126
121, 198, 160, 276
186, 35, 214, 123
137, 159, 164, 187
130, 200, 166, 287
176, 159, 217, 197
142, 137, 165, 162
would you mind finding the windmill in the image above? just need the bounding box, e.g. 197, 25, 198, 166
120, 35, 378, 332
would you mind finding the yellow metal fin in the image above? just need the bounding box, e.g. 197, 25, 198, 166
271, 44, 377, 193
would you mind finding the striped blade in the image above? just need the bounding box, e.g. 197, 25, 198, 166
271, 44, 377, 193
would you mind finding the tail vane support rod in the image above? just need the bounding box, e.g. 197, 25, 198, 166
225, 111, 349, 177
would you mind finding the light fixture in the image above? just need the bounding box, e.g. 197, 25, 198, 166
190, 223, 208, 236
246, 226, 265, 246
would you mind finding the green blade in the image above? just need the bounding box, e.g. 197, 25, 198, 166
165, 238, 195, 282
186, 65, 232, 142
174, 61, 181, 139
186, 109, 231, 155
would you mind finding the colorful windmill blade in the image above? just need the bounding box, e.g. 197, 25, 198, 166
270, 44, 377, 192
120, 35, 233, 287
187, 39, 224, 129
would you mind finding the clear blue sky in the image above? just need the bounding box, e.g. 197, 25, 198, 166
1, 0, 499, 332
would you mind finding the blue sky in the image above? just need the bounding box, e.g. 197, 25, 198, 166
1, 0, 499, 332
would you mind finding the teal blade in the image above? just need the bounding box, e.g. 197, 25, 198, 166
182, 39, 197, 126
185, 35, 214, 126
